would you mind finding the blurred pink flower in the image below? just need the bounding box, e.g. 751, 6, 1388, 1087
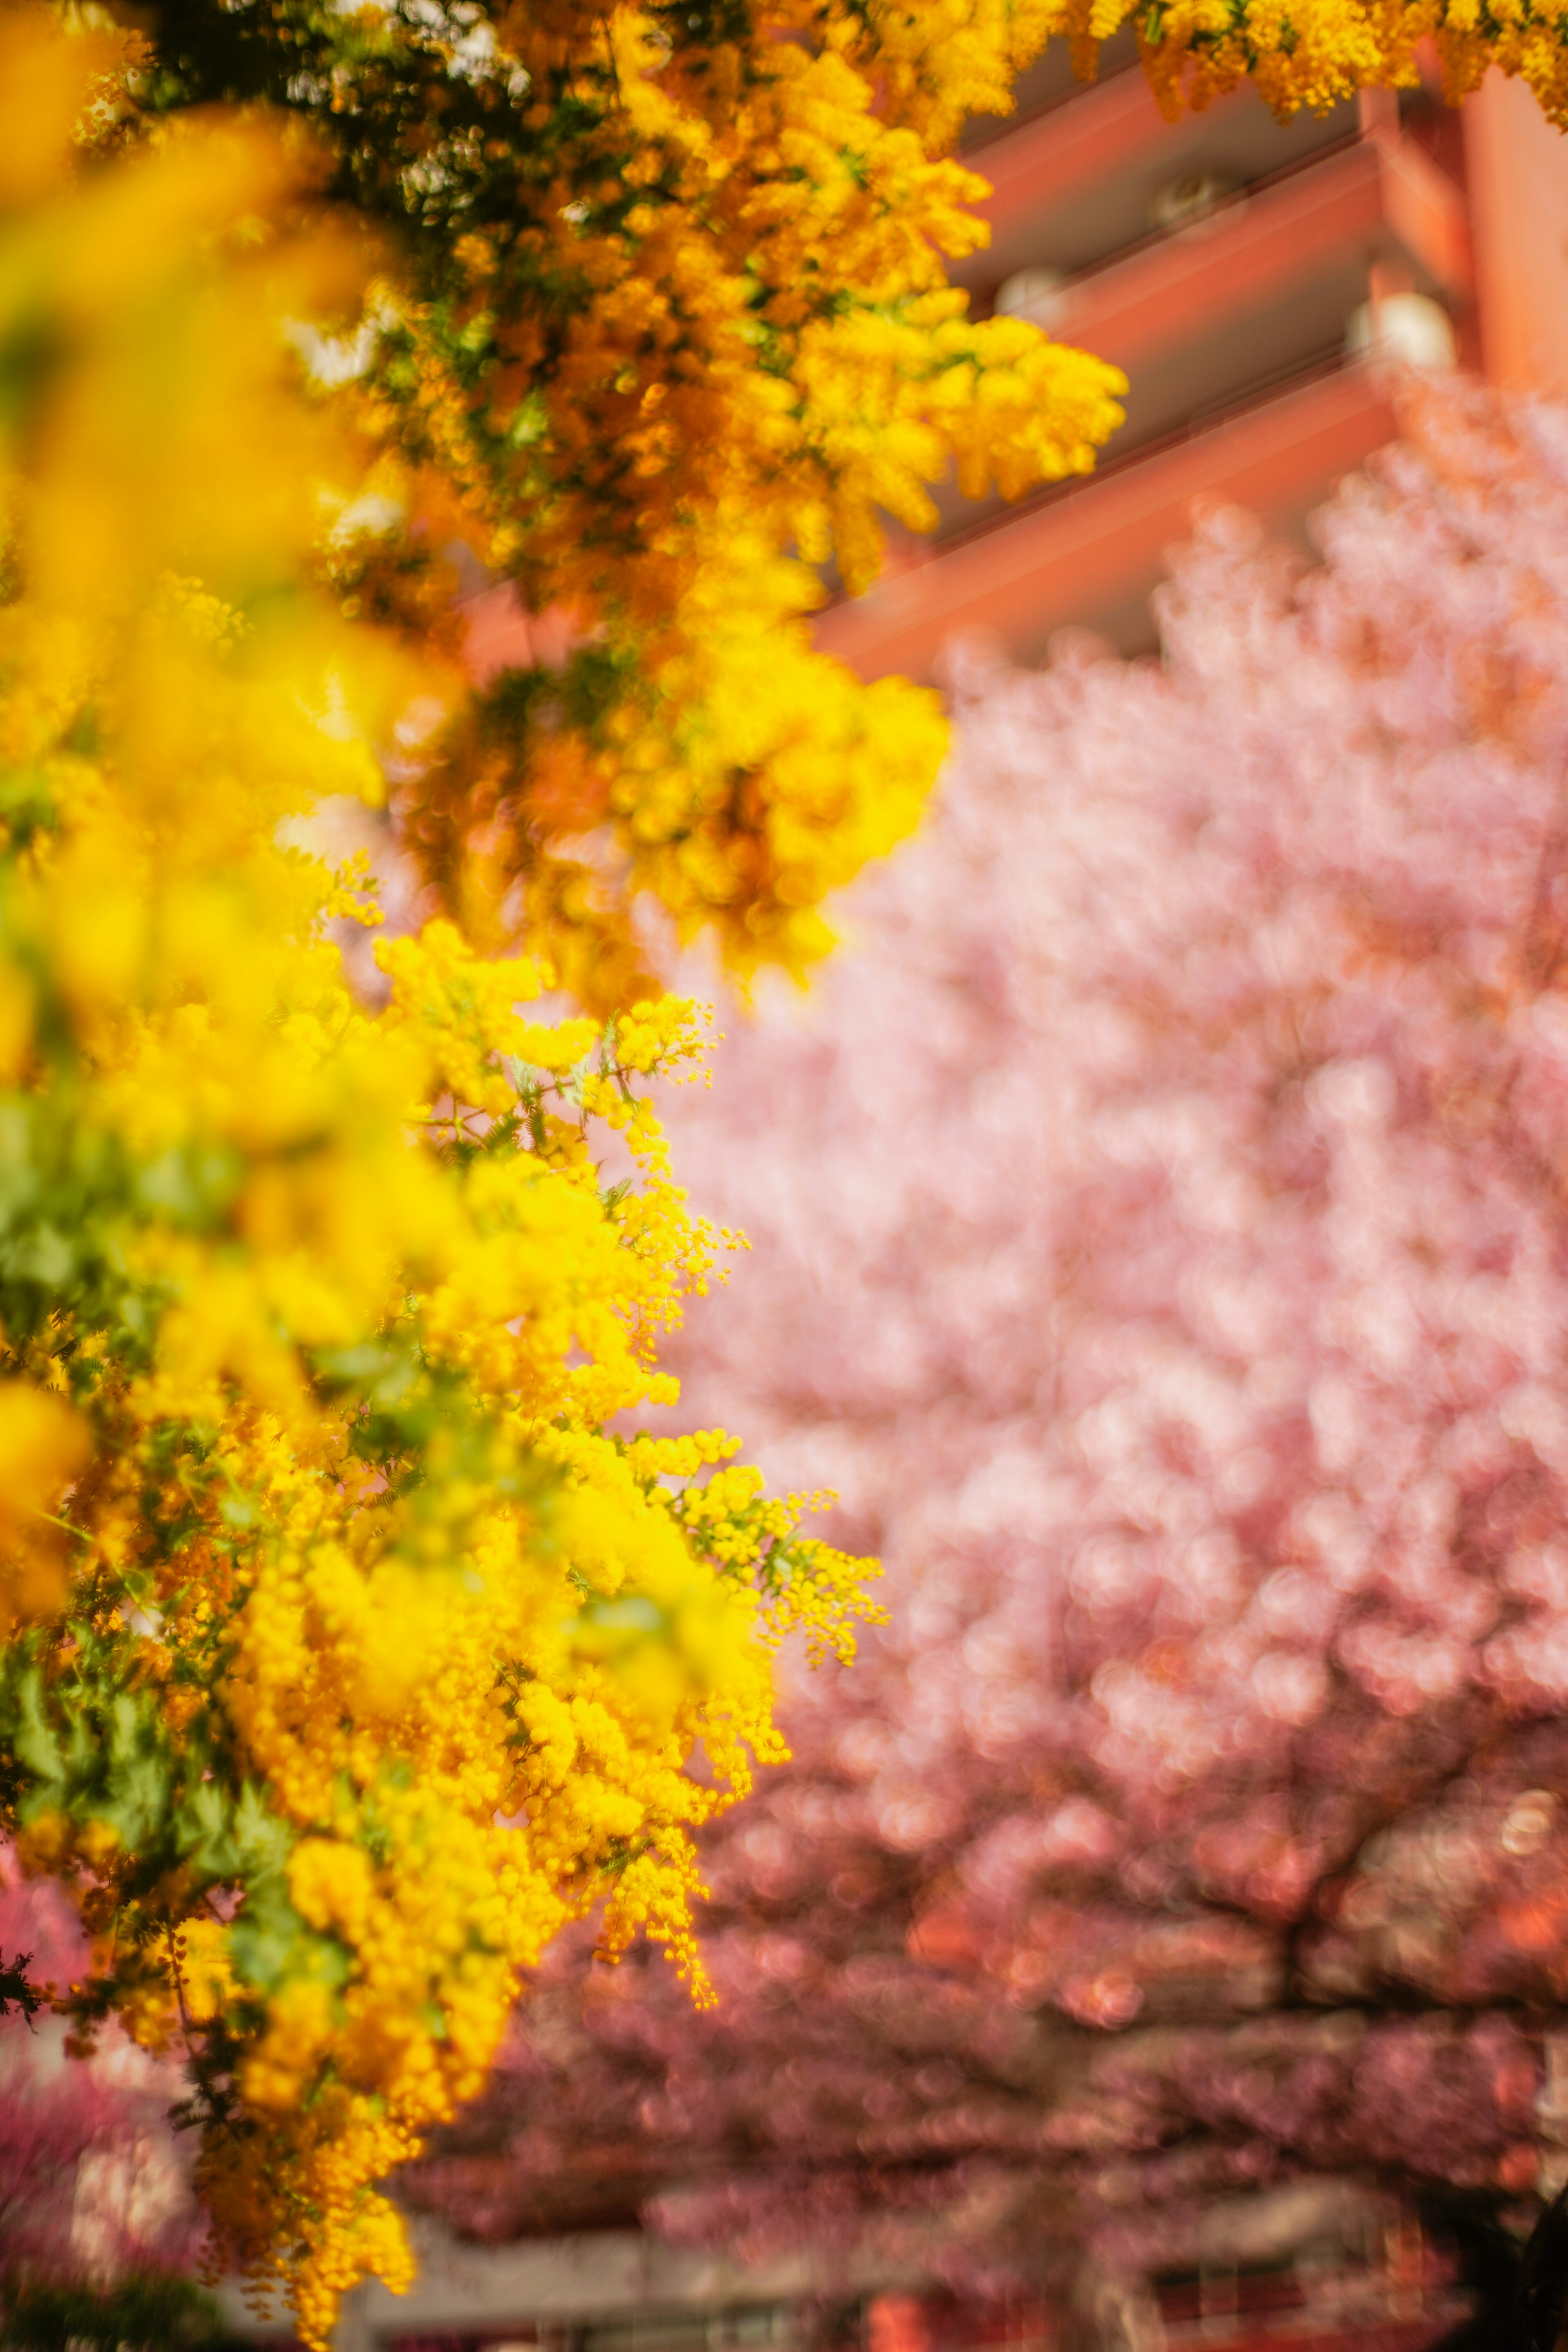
0, 1858, 203, 2287
412, 380, 1568, 2282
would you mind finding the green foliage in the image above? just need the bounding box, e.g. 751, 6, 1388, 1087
0, 2274, 222, 2352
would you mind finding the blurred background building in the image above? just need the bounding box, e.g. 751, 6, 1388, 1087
241, 2193, 1468, 2352
817, 55, 1568, 670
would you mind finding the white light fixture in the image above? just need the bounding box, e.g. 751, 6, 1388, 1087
1345, 291, 1457, 370
993, 265, 1069, 330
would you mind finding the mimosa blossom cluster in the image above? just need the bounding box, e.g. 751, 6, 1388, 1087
0, 23, 869, 2342
254, 0, 1128, 1002
1076, 0, 1568, 123
414, 382, 1568, 2285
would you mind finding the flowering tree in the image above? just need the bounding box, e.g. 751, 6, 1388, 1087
8, 0, 1568, 2326
411, 382, 1568, 2310
0, 1862, 205, 2307
0, 24, 870, 2338
136, 0, 1568, 1000
142, 0, 1126, 1004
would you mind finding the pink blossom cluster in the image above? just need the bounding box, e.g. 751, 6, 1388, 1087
0, 1856, 203, 2288
412, 381, 1568, 2281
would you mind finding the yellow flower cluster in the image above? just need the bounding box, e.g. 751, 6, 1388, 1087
344, 0, 1127, 995
0, 21, 873, 2343
1041, 0, 1568, 121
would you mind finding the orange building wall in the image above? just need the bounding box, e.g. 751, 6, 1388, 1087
1466, 69, 1568, 396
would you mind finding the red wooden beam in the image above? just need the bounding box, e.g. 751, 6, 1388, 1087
967, 70, 1251, 245
1372, 129, 1474, 296
1051, 136, 1468, 379
814, 366, 1399, 681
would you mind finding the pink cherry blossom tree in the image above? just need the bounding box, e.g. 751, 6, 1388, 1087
0, 1858, 204, 2305
409, 379, 1568, 2327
